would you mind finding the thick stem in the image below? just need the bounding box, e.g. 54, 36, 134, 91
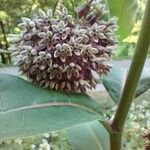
0, 21, 11, 63
110, 0, 150, 149
110, 132, 122, 150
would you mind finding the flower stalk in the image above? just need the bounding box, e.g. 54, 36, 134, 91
110, 0, 150, 149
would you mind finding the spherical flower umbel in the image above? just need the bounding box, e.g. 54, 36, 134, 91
10, 1, 117, 93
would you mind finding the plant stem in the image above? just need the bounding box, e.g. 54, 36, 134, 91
110, 132, 122, 150
110, 0, 150, 149
0, 21, 10, 64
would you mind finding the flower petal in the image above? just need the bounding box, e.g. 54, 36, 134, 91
51, 25, 59, 32
60, 56, 66, 62
47, 9, 53, 18
56, 44, 62, 50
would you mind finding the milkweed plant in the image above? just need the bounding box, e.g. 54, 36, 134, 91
0, 0, 150, 150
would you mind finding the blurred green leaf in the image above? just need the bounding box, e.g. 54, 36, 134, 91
102, 66, 150, 103
65, 121, 110, 150
0, 74, 105, 141
0, 11, 9, 21
47, 0, 59, 13
106, 0, 138, 40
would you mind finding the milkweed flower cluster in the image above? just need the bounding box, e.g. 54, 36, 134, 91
9, 1, 117, 92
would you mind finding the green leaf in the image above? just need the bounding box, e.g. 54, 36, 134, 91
48, 0, 59, 13
136, 68, 150, 97
106, 0, 138, 39
102, 67, 150, 103
65, 121, 110, 150
101, 67, 127, 103
0, 74, 104, 141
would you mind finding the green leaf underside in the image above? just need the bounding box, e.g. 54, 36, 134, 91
0, 74, 104, 141
65, 121, 110, 150
107, 0, 138, 39
136, 68, 150, 97
102, 67, 127, 103
102, 67, 150, 103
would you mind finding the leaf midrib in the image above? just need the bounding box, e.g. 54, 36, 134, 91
0, 102, 98, 115
88, 124, 103, 150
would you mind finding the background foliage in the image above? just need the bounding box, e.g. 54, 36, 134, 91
115, 0, 148, 58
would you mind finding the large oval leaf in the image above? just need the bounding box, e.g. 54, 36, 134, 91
102, 67, 150, 103
0, 74, 104, 141
106, 0, 138, 39
65, 121, 110, 150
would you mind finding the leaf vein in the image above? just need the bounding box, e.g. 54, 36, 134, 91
0, 102, 97, 115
